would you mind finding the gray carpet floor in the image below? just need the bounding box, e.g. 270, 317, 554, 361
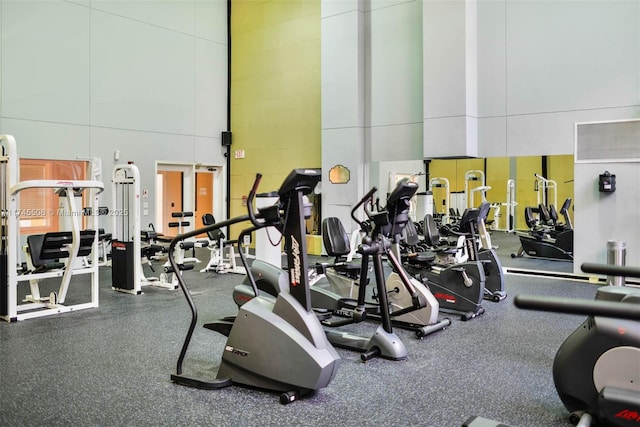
0, 232, 607, 427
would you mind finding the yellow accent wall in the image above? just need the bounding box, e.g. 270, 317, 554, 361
514, 155, 574, 230
515, 156, 541, 228
548, 154, 574, 215
485, 157, 509, 225
430, 159, 485, 193
230, 0, 321, 237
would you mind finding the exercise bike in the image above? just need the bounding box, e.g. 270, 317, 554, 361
457, 202, 507, 303
313, 180, 451, 339
402, 210, 486, 321
515, 262, 640, 426
170, 169, 341, 404
511, 201, 573, 261
540, 198, 573, 238
407, 203, 505, 302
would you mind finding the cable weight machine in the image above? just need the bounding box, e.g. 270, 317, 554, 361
111, 163, 176, 294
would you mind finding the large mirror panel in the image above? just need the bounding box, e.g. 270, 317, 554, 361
417, 155, 575, 274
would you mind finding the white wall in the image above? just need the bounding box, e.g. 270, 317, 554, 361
423, 0, 478, 158
321, 0, 368, 230
0, 0, 228, 229
321, 0, 423, 227
574, 162, 640, 270
574, 119, 640, 272
425, 0, 640, 158
323, 0, 640, 159
368, 0, 423, 162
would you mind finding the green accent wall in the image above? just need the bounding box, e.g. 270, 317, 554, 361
230, 0, 321, 236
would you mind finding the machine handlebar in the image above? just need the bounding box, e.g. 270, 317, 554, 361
581, 262, 640, 279
514, 294, 640, 321
351, 187, 378, 227
246, 173, 263, 228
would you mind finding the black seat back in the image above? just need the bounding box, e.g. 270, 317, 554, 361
549, 204, 559, 224
27, 234, 53, 268
477, 201, 490, 222
423, 214, 441, 247
538, 204, 551, 224
322, 217, 350, 257
524, 207, 537, 229
380, 180, 418, 239
202, 213, 225, 241
403, 220, 421, 247
560, 198, 573, 229
459, 202, 490, 234
27, 230, 96, 268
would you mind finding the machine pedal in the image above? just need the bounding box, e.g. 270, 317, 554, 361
203, 318, 235, 337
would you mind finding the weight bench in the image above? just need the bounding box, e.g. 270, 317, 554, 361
27, 230, 96, 272
160, 212, 201, 265
140, 230, 169, 263
24, 230, 97, 304
200, 213, 246, 275
164, 211, 194, 239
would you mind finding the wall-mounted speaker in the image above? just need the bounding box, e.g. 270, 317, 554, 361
221, 131, 232, 146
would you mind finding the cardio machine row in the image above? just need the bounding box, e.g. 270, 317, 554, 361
168, 169, 464, 405
166, 168, 640, 427
167, 172, 508, 403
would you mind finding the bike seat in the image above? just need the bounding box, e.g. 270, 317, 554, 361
406, 251, 436, 266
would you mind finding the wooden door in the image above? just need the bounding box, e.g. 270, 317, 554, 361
158, 170, 183, 237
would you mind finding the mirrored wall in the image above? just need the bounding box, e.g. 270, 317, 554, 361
376, 155, 575, 274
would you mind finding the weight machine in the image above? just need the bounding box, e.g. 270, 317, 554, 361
464, 170, 486, 209
163, 211, 202, 266
428, 177, 450, 225
490, 179, 517, 233
199, 213, 248, 275
534, 173, 557, 209
0, 135, 104, 321
111, 163, 177, 294
468, 185, 491, 209
78, 157, 111, 266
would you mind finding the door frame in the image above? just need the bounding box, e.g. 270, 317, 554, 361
155, 162, 225, 235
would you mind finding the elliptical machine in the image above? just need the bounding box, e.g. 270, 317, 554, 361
240, 182, 447, 360
170, 169, 341, 404
316, 184, 446, 359
313, 180, 451, 339
515, 262, 640, 426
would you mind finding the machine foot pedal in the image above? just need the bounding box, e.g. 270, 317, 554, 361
203, 317, 235, 336
338, 298, 380, 315
312, 308, 332, 321
171, 374, 232, 390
